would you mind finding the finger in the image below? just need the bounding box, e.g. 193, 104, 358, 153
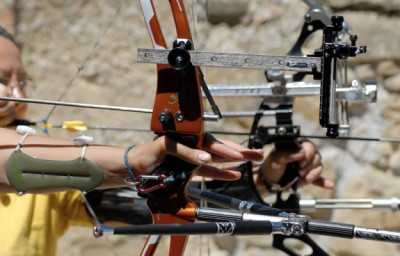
299, 152, 322, 177
298, 141, 316, 167
203, 134, 244, 161
161, 136, 212, 164
194, 165, 241, 181
217, 138, 264, 161
311, 176, 335, 190
304, 164, 323, 183
269, 148, 306, 166
208, 162, 244, 171
203, 134, 263, 162
209, 149, 264, 163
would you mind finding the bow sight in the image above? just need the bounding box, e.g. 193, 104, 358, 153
138, 16, 366, 138
316, 16, 367, 138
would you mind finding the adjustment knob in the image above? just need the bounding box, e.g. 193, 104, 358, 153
350, 34, 358, 46
168, 47, 191, 71
326, 126, 339, 138
251, 137, 264, 149
331, 16, 344, 30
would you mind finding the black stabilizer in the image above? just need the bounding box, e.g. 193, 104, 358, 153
308, 219, 354, 238
111, 221, 272, 236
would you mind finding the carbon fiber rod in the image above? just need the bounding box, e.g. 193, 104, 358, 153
93, 221, 272, 237
188, 186, 284, 216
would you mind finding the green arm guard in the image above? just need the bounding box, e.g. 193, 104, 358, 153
6, 151, 104, 194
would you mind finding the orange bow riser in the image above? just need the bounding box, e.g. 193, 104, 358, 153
139, 1, 204, 255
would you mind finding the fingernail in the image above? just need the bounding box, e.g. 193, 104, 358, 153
299, 167, 307, 177
299, 160, 306, 168
198, 152, 211, 163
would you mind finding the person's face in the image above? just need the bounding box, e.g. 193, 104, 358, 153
0, 36, 26, 98
0, 36, 27, 125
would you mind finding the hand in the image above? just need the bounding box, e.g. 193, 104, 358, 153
128, 132, 264, 181
259, 140, 335, 190
0, 36, 27, 126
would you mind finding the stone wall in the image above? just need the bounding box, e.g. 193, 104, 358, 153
6, 0, 400, 255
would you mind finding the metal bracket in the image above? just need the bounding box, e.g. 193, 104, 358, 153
138, 48, 321, 73
204, 80, 377, 102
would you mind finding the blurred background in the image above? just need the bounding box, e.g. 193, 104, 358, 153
1, 0, 400, 255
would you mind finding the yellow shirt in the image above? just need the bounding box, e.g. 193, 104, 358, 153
0, 191, 94, 256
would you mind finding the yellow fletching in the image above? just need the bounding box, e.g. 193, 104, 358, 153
42, 123, 53, 129
62, 120, 88, 132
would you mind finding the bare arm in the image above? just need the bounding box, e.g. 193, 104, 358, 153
0, 128, 264, 193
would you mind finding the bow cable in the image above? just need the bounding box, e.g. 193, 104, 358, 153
44, 0, 127, 122
18, 1, 127, 255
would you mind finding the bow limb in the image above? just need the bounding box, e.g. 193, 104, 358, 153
140, 0, 167, 49
139, 1, 203, 255
169, 0, 192, 40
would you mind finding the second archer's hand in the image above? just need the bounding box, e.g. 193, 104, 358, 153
259, 140, 335, 190
128, 133, 264, 181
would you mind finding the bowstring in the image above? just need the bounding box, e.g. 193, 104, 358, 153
191, 1, 211, 255
80, 191, 118, 256
20, 0, 127, 254
44, 0, 127, 123
77, 1, 127, 254
73, 2, 126, 255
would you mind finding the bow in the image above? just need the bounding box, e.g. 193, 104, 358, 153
91, 3, 366, 255
137, 1, 212, 255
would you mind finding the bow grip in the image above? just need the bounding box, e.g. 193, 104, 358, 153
137, 133, 200, 199
274, 133, 300, 190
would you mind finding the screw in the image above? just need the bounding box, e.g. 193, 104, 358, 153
291, 223, 305, 236
158, 110, 173, 124
175, 112, 184, 122
277, 126, 287, 136
176, 55, 183, 64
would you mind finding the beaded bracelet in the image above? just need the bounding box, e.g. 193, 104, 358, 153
124, 145, 136, 182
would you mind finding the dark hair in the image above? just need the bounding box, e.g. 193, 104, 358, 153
0, 26, 18, 47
